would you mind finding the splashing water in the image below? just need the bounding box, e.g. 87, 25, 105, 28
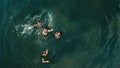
15, 9, 54, 37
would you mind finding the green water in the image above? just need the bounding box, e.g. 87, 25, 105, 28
0, 0, 120, 68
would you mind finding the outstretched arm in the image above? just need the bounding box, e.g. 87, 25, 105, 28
48, 29, 53, 32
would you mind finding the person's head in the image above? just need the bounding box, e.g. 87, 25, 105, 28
42, 28, 48, 35
43, 28, 48, 31
45, 48, 48, 51
58, 32, 61, 35
59, 31, 62, 35
56, 31, 62, 35
37, 20, 41, 22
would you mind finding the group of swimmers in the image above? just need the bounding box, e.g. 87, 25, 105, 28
34, 21, 62, 39
34, 20, 62, 63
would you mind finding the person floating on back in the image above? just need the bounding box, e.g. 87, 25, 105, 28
55, 32, 62, 39
41, 49, 50, 63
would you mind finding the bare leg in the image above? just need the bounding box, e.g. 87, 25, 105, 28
42, 58, 50, 63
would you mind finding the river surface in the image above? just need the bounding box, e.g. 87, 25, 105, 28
0, 0, 120, 68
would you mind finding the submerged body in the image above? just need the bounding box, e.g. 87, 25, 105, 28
34, 21, 43, 27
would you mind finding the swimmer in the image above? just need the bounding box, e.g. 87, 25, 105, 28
42, 28, 53, 36
34, 21, 43, 27
55, 32, 62, 39
41, 49, 50, 63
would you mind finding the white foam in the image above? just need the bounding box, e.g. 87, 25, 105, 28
47, 12, 54, 27
15, 9, 55, 37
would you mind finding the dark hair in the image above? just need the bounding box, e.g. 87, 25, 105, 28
59, 31, 62, 35
38, 20, 41, 22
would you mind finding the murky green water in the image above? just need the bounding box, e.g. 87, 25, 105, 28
0, 0, 120, 68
